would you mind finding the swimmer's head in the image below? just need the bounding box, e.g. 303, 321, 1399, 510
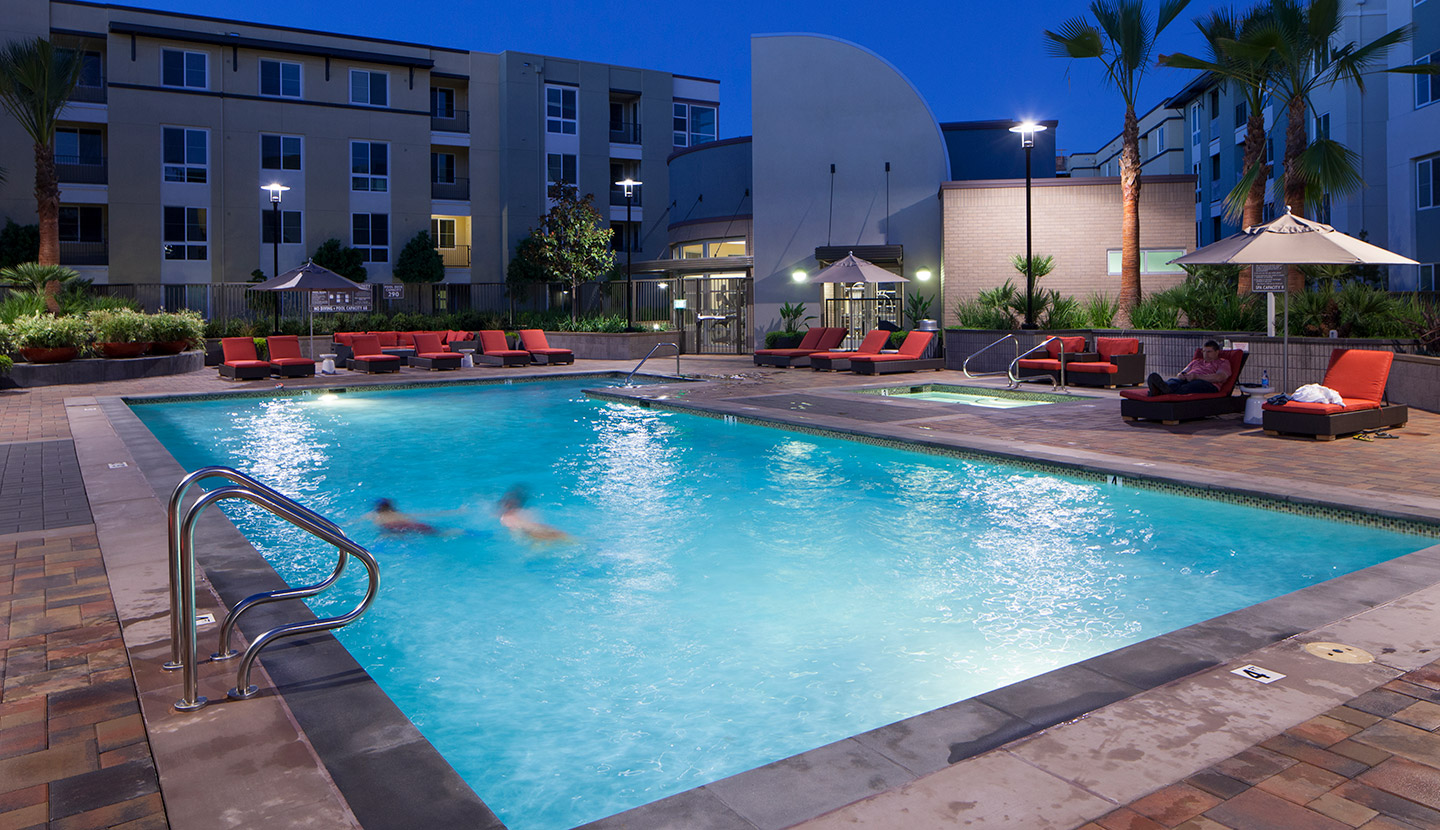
374, 498, 395, 513
499, 486, 527, 511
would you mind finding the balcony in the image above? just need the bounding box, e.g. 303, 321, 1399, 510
431, 109, 469, 132
431, 178, 470, 201
59, 239, 108, 265
610, 187, 642, 207
70, 80, 106, 104
56, 154, 107, 184
609, 121, 641, 145
436, 245, 470, 267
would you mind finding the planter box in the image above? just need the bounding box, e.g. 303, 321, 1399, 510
6, 351, 204, 388
537, 331, 678, 361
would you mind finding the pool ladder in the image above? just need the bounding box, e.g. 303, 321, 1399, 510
1006, 337, 1070, 394
163, 466, 379, 712
625, 342, 681, 385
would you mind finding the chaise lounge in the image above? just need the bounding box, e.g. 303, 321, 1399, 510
1065, 337, 1145, 388
847, 331, 942, 375
753, 327, 847, 367
346, 334, 403, 373
518, 329, 575, 365
265, 335, 316, 378
1119, 348, 1248, 424
1015, 336, 1089, 384
809, 329, 890, 372
1262, 348, 1408, 440
408, 332, 463, 371
476, 331, 531, 367
218, 337, 271, 381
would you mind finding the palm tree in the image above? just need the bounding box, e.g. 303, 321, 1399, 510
1160, 4, 1276, 293
1046, 0, 1191, 324
0, 38, 83, 313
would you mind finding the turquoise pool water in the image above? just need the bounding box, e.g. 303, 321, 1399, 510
132, 379, 1431, 830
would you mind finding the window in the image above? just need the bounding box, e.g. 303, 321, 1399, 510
76, 50, 102, 88
349, 70, 387, 107
1417, 52, 1438, 108
261, 210, 302, 244
1212, 216, 1222, 240
1155, 126, 1165, 154
59, 206, 103, 242
1314, 112, 1330, 141
546, 152, 576, 185
162, 49, 206, 89
1234, 144, 1245, 174
56, 127, 102, 164
259, 59, 301, 98
1263, 202, 1276, 222
1419, 157, 1439, 209
1266, 138, 1274, 166
611, 221, 639, 253
1208, 89, 1220, 119
430, 218, 456, 249
1235, 101, 1247, 128
1106, 248, 1187, 275
431, 87, 455, 118
431, 152, 456, 184
546, 85, 577, 134
351, 141, 388, 192
1421, 264, 1435, 292
352, 213, 389, 262
673, 103, 716, 147
162, 127, 207, 183
261, 134, 301, 171
162, 206, 206, 260
1190, 103, 1201, 145
1210, 152, 1221, 181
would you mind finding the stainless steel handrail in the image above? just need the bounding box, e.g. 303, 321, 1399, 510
164, 466, 344, 670
170, 480, 378, 712
961, 333, 1019, 379
625, 342, 680, 385
1007, 336, 1068, 393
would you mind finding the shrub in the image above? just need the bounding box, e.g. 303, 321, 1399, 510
393, 232, 445, 283
0, 292, 47, 324
1129, 290, 1182, 330
0, 220, 39, 269
148, 310, 205, 347
778, 302, 815, 334
88, 309, 151, 343
9, 312, 92, 349
312, 238, 367, 282
1041, 292, 1084, 330
1081, 293, 1119, 328
0, 354, 12, 375
0, 262, 80, 295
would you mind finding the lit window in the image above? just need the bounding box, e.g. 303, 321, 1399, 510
261, 210, 302, 244
1107, 249, 1187, 275
261, 134, 301, 171
546, 86, 577, 134
161, 50, 206, 89
351, 141, 388, 192
260, 59, 301, 98
162, 206, 206, 260
162, 127, 206, 183
350, 70, 387, 107
431, 218, 456, 249
352, 213, 389, 262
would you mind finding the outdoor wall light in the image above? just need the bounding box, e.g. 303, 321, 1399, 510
791, 269, 807, 283
915, 268, 932, 281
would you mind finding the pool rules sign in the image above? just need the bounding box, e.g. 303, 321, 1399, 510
1250, 264, 1287, 293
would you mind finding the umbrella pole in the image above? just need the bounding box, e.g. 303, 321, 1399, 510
1283, 290, 1290, 393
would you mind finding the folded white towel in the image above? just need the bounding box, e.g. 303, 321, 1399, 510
1290, 383, 1344, 405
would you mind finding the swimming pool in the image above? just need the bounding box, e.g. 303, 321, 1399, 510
131, 379, 1432, 830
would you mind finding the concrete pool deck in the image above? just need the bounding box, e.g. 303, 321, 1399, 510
2, 356, 1439, 829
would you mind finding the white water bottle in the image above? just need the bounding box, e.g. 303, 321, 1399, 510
1261, 370, 1269, 388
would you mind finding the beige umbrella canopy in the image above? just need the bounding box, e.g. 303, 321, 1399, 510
1171, 209, 1417, 266
807, 253, 908, 283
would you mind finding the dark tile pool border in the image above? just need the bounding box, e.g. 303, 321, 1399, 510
95, 377, 1440, 830
853, 382, 1082, 405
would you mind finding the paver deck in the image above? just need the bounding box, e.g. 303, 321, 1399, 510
2, 356, 1439, 830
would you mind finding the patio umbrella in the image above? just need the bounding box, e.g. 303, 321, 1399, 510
1169, 208, 1417, 391
806, 252, 908, 283
247, 260, 366, 357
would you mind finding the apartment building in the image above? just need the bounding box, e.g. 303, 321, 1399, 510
0, 0, 718, 286
1065, 102, 1186, 180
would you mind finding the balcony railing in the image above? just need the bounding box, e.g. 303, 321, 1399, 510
436, 245, 470, 268
56, 155, 108, 184
431, 109, 469, 132
610, 187, 642, 207
609, 121, 641, 144
69, 80, 106, 104
59, 239, 108, 265
431, 177, 470, 201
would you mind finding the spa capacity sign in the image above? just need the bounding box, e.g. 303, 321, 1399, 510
1250, 265, 1288, 293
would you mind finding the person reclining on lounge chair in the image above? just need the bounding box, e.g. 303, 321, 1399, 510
1147, 340, 1231, 396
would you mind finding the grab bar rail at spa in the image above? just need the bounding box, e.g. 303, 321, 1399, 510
1007, 336, 1067, 394
625, 342, 680, 385
961, 333, 1018, 380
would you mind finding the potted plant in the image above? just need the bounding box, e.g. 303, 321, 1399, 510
147, 310, 205, 355
10, 312, 91, 363
768, 302, 816, 349
89, 309, 152, 358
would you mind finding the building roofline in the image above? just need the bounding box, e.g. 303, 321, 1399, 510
1164, 71, 1220, 109
943, 174, 1195, 189
673, 72, 721, 84
109, 21, 436, 68
667, 135, 752, 164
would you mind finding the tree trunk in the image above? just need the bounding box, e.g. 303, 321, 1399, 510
1116, 107, 1142, 326
1237, 109, 1269, 295
1283, 95, 1308, 294
33, 141, 62, 313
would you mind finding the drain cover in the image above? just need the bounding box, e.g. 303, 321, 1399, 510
1303, 642, 1375, 663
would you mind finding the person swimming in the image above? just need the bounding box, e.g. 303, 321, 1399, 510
365, 498, 461, 536
498, 487, 573, 544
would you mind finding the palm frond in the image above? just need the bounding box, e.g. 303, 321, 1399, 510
1155, 0, 1192, 38
0, 38, 84, 144
1325, 24, 1412, 93
1296, 138, 1363, 210
1222, 158, 1268, 224
1044, 18, 1106, 59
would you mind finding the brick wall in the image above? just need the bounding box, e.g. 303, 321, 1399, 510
940, 176, 1197, 321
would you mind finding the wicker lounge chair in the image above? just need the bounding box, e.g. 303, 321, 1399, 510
218, 337, 270, 381
476, 331, 531, 367
347, 334, 403, 373
1119, 348, 1248, 424
1065, 337, 1145, 388
1015, 336, 1090, 383
1262, 349, 1408, 440
847, 331, 942, 375
265, 335, 316, 378
753, 327, 847, 367
408, 332, 463, 371
809, 330, 890, 372
518, 329, 575, 365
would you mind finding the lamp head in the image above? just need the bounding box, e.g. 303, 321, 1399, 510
263, 183, 291, 203
1008, 121, 1047, 148
791, 269, 808, 283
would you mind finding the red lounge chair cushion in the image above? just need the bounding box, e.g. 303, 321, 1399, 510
1119, 389, 1224, 403
412, 332, 444, 354
1067, 362, 1118, 374
333, 332, 359, 346
897, 331, 933, 357
1321, 349, 1392, 403
478, 331, 528, 356
269, 357, 314, 366
370, 331, 399, 347
416, 352, 459, 361
855, 330, 889, 354
397, 332, 417, 347
349, 334, 394, 358
849, 354, 913, 363
267, 335, 303, 360
1046, 336, 1086, 359
445, 330, 472, 344
221, 337, 260, 363
759, 349, 823, 357
353, 354, 400, 363
1261, 398, 1381, 415
1097, 337, 1139, 359
756, 328, 825, 355
1017, 358, 1062, 371
816, 328, 848, 350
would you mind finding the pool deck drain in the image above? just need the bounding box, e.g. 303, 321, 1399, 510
4, 355, 1440, 830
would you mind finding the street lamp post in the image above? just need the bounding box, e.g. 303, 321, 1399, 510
615, 177, 642, 330
262, 183, 290, 334
1008, 122, 1046, 329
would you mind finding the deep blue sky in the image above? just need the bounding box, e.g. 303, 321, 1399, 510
139, 0, 1233, 153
